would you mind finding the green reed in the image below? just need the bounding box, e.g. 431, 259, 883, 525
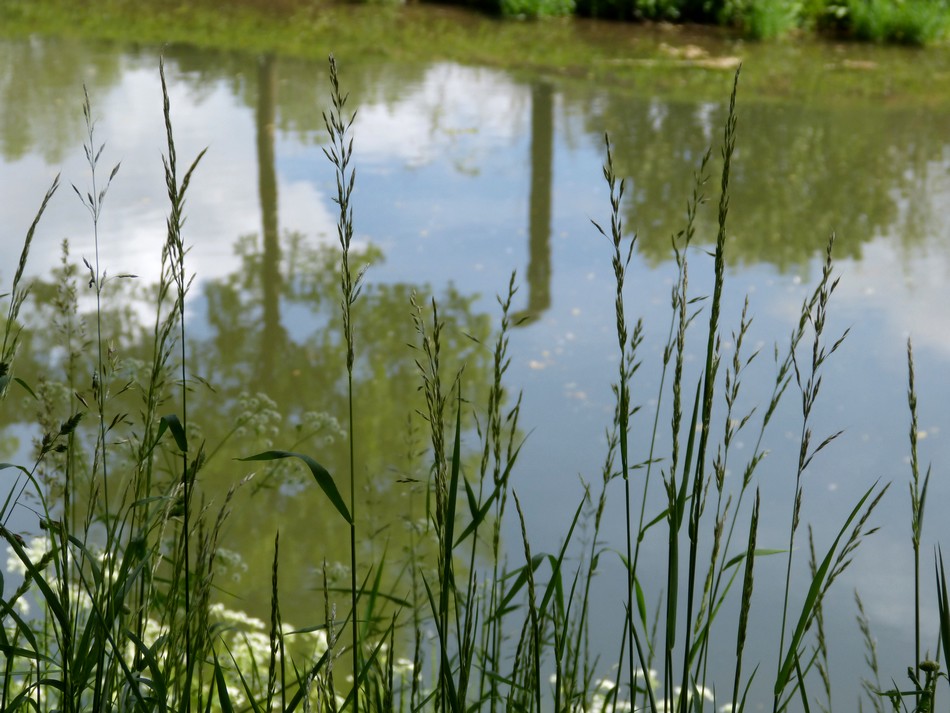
323, 51, 365, 713
0, 53, 944, 713
906, 338, 930, 696
866, 337, 941, 713
591, 130, 640, 707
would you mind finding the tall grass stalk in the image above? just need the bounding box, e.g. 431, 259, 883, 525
731, 489, 759, 713
513, 491, 542, 713
855, 591, 885, 713
0, 174, 58, 526
906, 337, 930, 700
470, 273, 525, 712
73, 88, 122, 513
68, 100, 122, 713
0, 176, 59, 399
592, 132, 640, 706
674, 64, 739, 713
323, 53, 365, 712
566, 404, 623, 709
410, 294, 466, 712
131, 147, 185, 673
160, 57, 207, 710
774, 232, 847, 711
807, 525, 833, 712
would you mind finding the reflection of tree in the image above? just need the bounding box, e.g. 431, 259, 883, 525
0, 37, 122, 162
10, 229, 495, 625
163, 45, 431, 145
5, 35, 949, 279
190, 232, 494, 618
567, 87, 941, 272
515, 81, 553, 325
256, 53, 285, 386
0, 35, 432, 163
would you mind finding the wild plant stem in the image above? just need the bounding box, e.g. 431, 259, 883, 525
324, 52, 363, 713
907, 337, 928, 706
160, 59, 193, 711
348, 368, 359, 713
160, 57, 206, 710
73, 83, 121, 713
593, 134, 639, 703
774, 234, 846, 712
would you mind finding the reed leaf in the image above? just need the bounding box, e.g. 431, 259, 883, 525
936, 549, 950, 676
240, 450, 351, 524
774, 482, 882, 698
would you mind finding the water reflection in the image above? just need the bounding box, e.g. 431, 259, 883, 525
0, 37, 122, 162
256, 53, 285, 385
515, 81, 554, 325
3, 40, 944, 276
577, 89, 941, 271
2, 35, 950, 710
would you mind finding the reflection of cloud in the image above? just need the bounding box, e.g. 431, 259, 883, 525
836, 236, 950, 357
278, 179, 336, 242
0, 65, 337, 295
754, 229, 950, 362
2, 60, 527, 299
354, 63, 529, 168
847, 536, 939, 633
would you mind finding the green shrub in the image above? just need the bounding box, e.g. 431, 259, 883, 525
500, 0, 575, 19
848, 0, 948, 44
574, 0, 688, 21
718, 0, 802, 38
743, 0, 801, 38
423, 0, 572, 17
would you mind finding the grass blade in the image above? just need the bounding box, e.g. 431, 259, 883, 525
241, 450, 351, 524
775, 482, 880, 697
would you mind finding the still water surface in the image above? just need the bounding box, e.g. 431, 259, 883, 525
2, 28, 950, 710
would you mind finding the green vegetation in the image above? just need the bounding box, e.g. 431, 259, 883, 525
492, 0, 950, 42
3, 0, 950, 118
845, 0, 948, 44
424, 0, 950, 40
1, 56, 948, 713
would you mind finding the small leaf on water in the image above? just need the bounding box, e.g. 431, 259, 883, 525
240, 450, 351, 524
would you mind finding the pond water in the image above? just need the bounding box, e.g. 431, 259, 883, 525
2, 22, 950, 711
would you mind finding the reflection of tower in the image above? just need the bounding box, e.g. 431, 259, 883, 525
514, 82, 553, 326
256, 54, 285, 383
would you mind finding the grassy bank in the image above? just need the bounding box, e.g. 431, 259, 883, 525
1, 56, 948, 713
3, 0, 949, 43
3, 0, 950, 112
